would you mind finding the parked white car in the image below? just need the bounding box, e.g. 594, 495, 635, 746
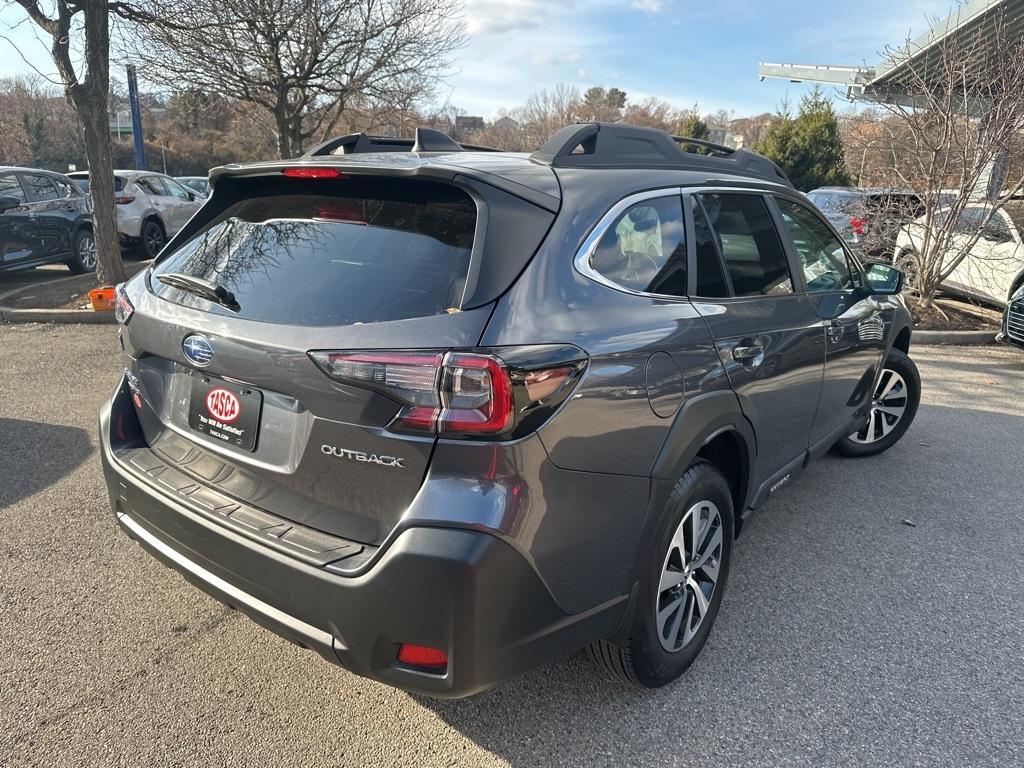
68, 170, 204, 259
893, 201, 1024, 307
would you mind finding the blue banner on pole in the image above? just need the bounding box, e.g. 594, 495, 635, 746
127, 65, 146, 171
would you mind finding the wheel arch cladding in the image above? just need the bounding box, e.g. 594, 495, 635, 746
893, 325, 911, 354
651, 389, 755, 531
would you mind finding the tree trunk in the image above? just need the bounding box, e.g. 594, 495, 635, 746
78, 1, 124, 286
78, 102, 125, 285
275, 123, 292, 159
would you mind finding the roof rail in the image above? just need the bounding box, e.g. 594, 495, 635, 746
304, 127, 500, 157
529, 123, 792, 187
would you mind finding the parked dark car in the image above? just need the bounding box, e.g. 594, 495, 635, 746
100, 124, 919, 698
807, 187, 924, 259
0, 166, 95, 273
998, 282, 1024, 348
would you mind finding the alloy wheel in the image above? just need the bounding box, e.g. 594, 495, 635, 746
79, 234, 97, 270
849, 368, 908, 444
145, 223, 165, 257
656, 500, 723, 653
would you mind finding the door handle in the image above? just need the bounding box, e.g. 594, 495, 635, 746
733, 340, 764, 365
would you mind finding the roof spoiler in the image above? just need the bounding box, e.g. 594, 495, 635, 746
304, 127, 500, 157
529, 123, 792, 187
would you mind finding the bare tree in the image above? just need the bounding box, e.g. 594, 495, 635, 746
864, 10, 1024, 307
508, 84, 582, 149
126, 0, 465, 158
9, 1, 129, 284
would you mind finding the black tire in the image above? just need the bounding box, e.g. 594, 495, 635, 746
65, 228, 97, 274
833, 348, 920, 457
588, 459, 734, 687
135, 218, 166, 259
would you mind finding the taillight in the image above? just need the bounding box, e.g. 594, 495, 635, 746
440, 354, 514, 434
115, 194, 136, 205
309, 346, 587, 439
114, 283, 134, 324
850, 216, 868, 236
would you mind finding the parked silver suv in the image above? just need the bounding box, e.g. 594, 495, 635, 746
69, 170, 204, 258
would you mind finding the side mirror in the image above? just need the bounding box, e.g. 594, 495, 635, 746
0, 195, 21, 213
864, 262, 904, 295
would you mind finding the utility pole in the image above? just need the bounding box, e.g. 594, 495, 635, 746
127, 64, 147, 171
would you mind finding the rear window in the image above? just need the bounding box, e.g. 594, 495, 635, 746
68, 174, 125, 193
151, 179, 477, 326
808, 191, 858, 213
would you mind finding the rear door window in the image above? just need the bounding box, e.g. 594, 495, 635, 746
692, 199, 730, 298
152, 178, 478, 326
24, 174, 59, 202
697, 193, 793, 296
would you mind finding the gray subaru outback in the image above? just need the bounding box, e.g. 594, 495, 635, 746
100, 123, 920, 697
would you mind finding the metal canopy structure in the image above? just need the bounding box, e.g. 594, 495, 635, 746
758, 0, 1024, 104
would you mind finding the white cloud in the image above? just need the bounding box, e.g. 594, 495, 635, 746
630, 0, 667, 11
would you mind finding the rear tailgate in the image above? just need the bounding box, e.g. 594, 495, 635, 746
118, 170, 555, 546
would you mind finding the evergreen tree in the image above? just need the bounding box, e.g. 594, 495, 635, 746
676, 112, 709, 141
756, 88, 850, 190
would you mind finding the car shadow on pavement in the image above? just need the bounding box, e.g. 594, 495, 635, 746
0, 418, 92, 510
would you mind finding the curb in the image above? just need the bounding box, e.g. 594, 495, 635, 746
912, 329, 998, 346
0, 306, 115, 324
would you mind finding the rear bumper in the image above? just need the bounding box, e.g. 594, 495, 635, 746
99, 389, 622, 697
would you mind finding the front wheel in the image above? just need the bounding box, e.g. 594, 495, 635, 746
833, 348, 920, 457
588, 460, 734, 687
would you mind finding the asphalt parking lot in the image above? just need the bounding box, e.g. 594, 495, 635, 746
1, 324, 1022, 767
0, 265, 79, 297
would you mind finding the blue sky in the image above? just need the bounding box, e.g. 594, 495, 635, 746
1, 0, 957, 118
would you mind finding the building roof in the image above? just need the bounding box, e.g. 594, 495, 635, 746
758, 0, 1024, 106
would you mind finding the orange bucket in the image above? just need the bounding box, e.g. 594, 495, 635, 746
89, 286, 117, 312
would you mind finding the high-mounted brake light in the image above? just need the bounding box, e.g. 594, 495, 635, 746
281, 167, 346, 179
849, 216, 868, 236
309, 347, 586, 439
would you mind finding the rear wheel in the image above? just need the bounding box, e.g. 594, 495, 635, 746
833, 348, 920, 457
65, 229, 97, 274
588, 460, 733, 687
135, 218, 165, 259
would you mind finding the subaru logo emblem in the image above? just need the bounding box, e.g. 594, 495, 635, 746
182, 334, 214, 367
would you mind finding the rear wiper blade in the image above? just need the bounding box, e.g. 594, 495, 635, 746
156, 273, 239, 311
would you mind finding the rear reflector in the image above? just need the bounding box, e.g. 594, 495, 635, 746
397, 644, 448, 670
114, 283, 134, 324
281, 167, 346, 179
